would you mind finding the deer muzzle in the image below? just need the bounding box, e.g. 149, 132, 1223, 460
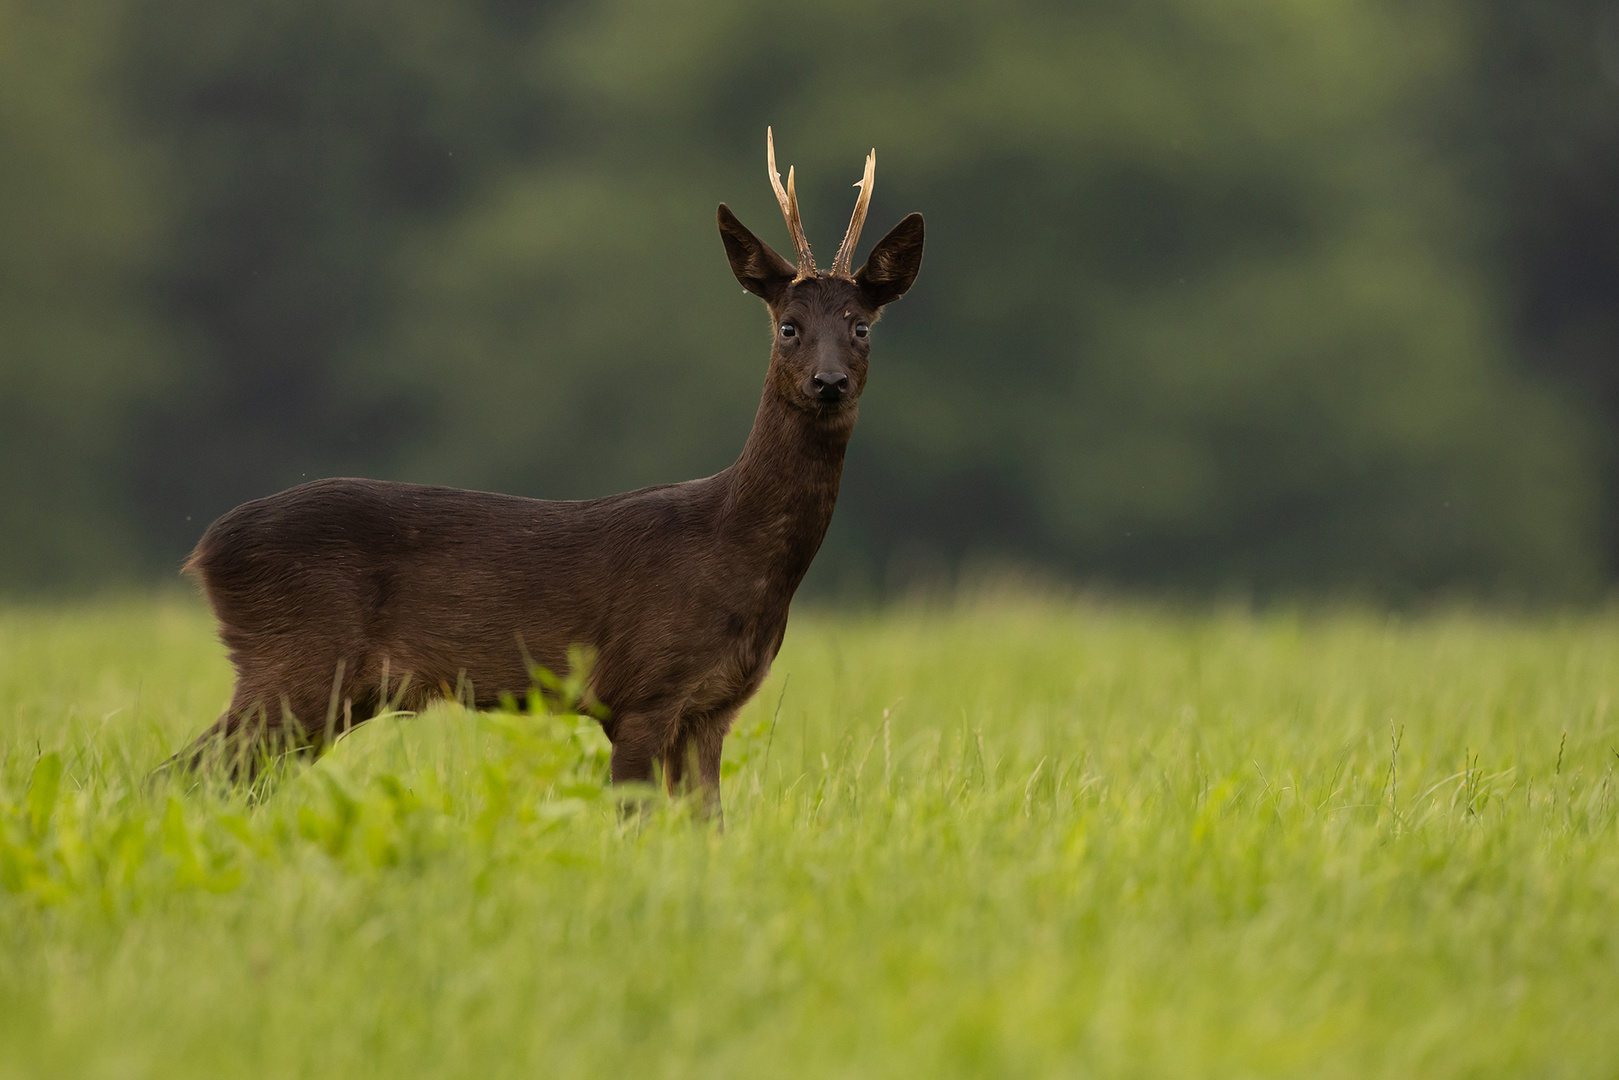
812, 371, 850, 403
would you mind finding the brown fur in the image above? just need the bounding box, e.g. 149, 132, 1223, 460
174, 198, 924, 819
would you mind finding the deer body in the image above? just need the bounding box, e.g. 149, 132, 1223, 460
176, 132, 923, 816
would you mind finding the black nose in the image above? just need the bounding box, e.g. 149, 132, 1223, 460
813, 372, 850, 401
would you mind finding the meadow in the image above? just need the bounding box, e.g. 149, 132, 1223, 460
1, 592, 1616, 1078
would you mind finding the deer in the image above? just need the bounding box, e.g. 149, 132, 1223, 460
168, 129, 924, 819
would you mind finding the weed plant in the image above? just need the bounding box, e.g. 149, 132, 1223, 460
1, 595, 1617, 1077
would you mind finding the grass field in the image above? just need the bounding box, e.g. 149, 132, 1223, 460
2, 593, 1617, 1078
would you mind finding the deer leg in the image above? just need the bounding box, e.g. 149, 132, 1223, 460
662, 727, 693, 797
167, 654, 364, 783
170, 690, 307, 782
693, 711, 736, 826
608, 706, 677, 786
167, 706, 253, 779
606, 707, 679, 823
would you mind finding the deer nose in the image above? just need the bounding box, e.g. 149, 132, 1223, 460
812, 372, 849, 401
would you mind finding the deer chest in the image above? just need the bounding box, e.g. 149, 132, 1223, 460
683, 611, 786, 718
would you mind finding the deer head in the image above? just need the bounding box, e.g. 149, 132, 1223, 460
717, 129, 925, 422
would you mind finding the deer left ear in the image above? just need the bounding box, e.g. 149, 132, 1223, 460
855, 213, 924, 308
719, 203, 798, 304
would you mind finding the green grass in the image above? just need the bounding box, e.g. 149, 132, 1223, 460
2, 593, 1618, 1078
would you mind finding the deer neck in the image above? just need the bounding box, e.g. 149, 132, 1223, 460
721, 386, 853, 593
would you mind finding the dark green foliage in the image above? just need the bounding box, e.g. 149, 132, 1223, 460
1469, 0, 1619, 573
0, 1, 173, 590
376, 0, 1600, 598
114, 0, 569, 560
0, 0, 1612, 598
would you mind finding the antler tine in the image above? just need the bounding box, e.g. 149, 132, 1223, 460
767, 127, 817, 279
831, 148, 876, 279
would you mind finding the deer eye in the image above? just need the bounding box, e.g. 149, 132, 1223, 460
854, 323, 869, 339
779, 323, 796, 339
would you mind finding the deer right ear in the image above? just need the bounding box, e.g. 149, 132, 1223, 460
855, 213, 925, 308
719, 203, 797, 303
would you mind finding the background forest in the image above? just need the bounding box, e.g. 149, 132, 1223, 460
3, 0, 1617, 602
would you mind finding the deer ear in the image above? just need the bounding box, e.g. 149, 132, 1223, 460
718, 204, 797, 303
855, 213, 924, 308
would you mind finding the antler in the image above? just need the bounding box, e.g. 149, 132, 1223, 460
767, 127, 817, 279
831, 148, 876, 279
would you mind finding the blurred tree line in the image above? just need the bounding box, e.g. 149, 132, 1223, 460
1, 0, 1615, 601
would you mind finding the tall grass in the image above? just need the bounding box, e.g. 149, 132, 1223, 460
2, 595, 1617, 1077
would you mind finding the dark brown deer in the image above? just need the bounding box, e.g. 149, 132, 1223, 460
171, 130, 924, 817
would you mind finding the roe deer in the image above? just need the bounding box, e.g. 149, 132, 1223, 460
170, 129, 924, 818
